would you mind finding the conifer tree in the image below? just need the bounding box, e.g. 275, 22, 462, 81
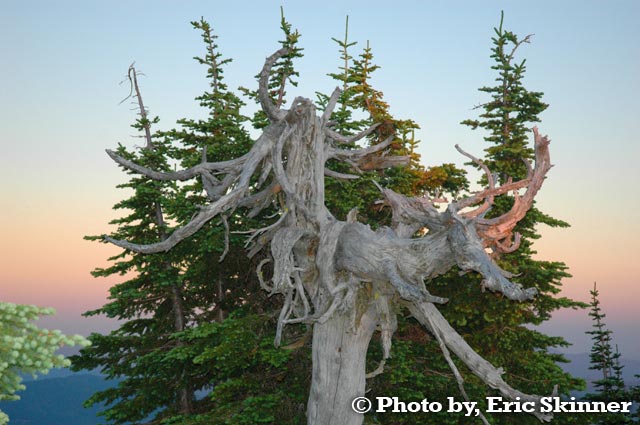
585, 283, 634, 424
0, 303, 89, 425
239, 7, 303, 130
318, 18, 466, 222
631, 378, 640, 422
87, 12, 589, 425
587, 283, 620, 399
369, 11, 593, 425
451, 11, 587, 423
74, 16, 311, 425
151, 16, 311, 424
159, 15, 467, 424
304, 17, 582, 425
71, 64, 205, 423
315, 21, 486, 425
157, 17, 257, 327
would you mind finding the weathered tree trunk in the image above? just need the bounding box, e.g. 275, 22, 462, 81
307, 305, 378, 425
105, 50, 557, 424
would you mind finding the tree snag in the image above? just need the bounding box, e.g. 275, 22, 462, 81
104, 48, 557, 424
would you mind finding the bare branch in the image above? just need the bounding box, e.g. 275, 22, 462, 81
507, 33, 534, 66
256, 258, 272, 292
271, 124, 297, 196
236, 210, 288, 250
237, 182, 279, 218
379, 188, 444, 237
449, 127, 552, 257
447, 214, 537, 301
259, 48, 289, 122
275, 289, 293, 347
366, 293, 397, 379
105, 128, 274, 253
201, 171, 220, 200
494, 232, 522, 254
358, 155, 409, 171
321, 87, 342, 123
207, 173, 238, 202
218, 214, 230, 263
424, 307, 491, 425
324, 168, 360, 180
325, 122, 381, 145
106, 148, 245, 181
326, 134, 409, 173
455, 143, 495, 216
456, 178, 531, 211
104, 187, 246, 253
328, 133, 392, 160
257, 158, 273, 187
382, 260, 448, 304
123, 64, 154, 149
118, 62, 136, 105
408, 301, 554, 422
473, 127, 552, 252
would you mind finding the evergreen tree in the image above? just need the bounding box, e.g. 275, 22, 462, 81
153, 16, 310, 424
77, 12, 598, 425
585, 283, 634, 424
0, 303, 89, 425
587, 283, 621, 399
318, 18, 466, 222
631, 379, 640, 422
299, 15, 583, 425
164, 15, 467, 425
239, 7, 303, 130
74, 15, 312, 425
71, 64, 206, 423
366, 12, 594, 425
316, 20, 482, 425
451, 11, 588, 423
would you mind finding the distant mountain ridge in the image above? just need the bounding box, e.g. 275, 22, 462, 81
0, 372, 115, 425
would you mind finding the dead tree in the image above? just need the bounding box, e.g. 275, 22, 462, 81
104, 48, 557, 424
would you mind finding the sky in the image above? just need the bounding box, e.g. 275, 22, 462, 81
1, 0, 639, 362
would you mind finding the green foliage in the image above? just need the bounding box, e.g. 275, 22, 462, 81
318, 17, 467, 224
586, 283, 623, 399
460, 11, 547, 179
449, 11, 587, 423
77, 10, 595, 425
73, 58, 219, 422
72, 133, 202, 423
584, 283, 636, 424
0, 302, 89, 425
239, 6, 303, 130
74, 14, 305, 425
174, 17, 253, 163
365, 12, 588, 424
162, 310, 309, 425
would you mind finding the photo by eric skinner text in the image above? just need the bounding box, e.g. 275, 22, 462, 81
351, 396, 635, 416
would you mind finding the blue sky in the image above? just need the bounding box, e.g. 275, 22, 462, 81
1, 1, 639, 359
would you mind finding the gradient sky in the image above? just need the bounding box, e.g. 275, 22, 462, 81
1, 1, 639, 360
